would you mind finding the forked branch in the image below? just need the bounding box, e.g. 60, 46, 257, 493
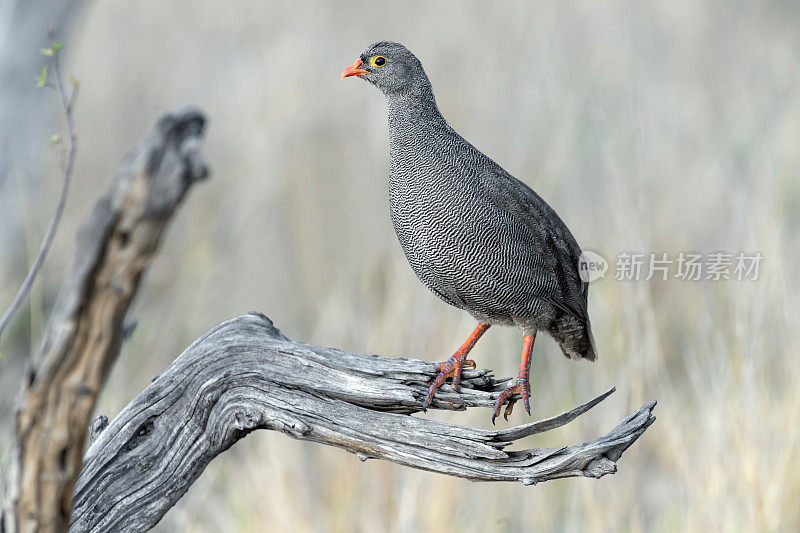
4, 107, 208, 533
71, 313, 655, 532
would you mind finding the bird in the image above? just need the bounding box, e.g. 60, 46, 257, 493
341, 42, 597, 423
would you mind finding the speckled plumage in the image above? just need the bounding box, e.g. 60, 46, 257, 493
349, 42, 597, 363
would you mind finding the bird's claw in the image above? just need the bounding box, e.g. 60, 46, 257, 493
491, 379, 531, 424
422, 357, 476, 410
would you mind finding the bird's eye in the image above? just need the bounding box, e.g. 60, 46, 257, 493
370, 55, 387, 68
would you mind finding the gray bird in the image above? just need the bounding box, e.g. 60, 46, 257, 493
342, 42, 597, 423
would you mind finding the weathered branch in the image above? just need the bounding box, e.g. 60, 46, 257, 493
0, 40, 78, 340
71, 313, 655, 533
5, 108, 208, 532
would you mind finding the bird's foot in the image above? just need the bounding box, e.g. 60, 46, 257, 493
421, 356, 477, 410
491, 378, 531, 424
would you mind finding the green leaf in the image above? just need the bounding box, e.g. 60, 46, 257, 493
50, 134, 60, 145
40, 47, 53, 57
36, 66, 47, 88
52, 42, 62, 51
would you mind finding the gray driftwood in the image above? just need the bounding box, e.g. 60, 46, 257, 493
4, 108, 208, 533
70, 313, 655, 532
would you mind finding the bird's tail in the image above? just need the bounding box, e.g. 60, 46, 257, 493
554, 316, 598, 362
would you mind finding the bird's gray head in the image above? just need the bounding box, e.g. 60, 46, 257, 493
341, 41, 431, 97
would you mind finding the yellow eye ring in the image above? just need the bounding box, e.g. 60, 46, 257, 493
370, 55, 387, 68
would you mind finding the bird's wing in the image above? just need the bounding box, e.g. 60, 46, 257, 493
478, 167, 589, 320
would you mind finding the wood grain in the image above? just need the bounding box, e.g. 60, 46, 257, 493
71, 313, 655, 532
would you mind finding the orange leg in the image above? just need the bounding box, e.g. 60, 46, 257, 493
422, 323, 490, 409
492, 332, 536, 424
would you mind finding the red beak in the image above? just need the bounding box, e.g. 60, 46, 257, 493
341, 58, 368, 78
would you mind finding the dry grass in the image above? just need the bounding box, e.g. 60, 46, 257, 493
2, 0, 799, 530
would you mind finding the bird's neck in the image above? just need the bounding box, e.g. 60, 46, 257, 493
385, 85, 445, 128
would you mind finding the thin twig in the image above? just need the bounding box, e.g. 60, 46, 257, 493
0, 41, 77, 339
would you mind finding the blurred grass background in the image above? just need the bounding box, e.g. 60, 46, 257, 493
1, 0, 799, 531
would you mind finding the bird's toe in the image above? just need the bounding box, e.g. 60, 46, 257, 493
491, 381, 532, 424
